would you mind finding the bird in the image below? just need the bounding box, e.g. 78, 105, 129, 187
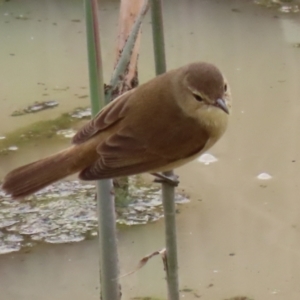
2, 62, 232, 199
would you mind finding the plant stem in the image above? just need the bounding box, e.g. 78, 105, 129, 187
151, 1, 180, 300
107, 0, 149, 101
151, 0, 166, 75
84, 1, 120, 299
162, 178, 179, 299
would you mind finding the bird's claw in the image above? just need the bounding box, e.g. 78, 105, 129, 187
151, 172, 179, 187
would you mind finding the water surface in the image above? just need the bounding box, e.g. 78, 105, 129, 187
1, 0, 300, 299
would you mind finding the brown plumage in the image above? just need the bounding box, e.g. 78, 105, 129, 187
2, 62, 232, 199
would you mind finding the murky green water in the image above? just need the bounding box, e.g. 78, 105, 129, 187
1, 0, 300, 299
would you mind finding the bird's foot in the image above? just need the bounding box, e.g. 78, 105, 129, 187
151, 172, 179, 187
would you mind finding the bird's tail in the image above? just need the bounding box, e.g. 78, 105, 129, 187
2, 145, 92, 199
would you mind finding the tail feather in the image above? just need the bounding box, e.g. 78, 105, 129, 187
2, 146, 86, 199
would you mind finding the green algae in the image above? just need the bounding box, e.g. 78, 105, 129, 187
0, 108, 91, 155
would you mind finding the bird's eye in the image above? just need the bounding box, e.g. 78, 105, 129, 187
193, 93, 203, 102
224, 84, 227, 92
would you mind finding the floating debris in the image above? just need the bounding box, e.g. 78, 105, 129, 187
70, 107, 92, 119
0, 177, 189, 254
224, 297, 254, 300
45, 234, 85, 244
77, 95, 89, 99
197, 153, 218, 165
0, 219, 19, 229
7, 146, 18, 151
271, 289, 280, 295
56, 129, 76, 139
257, 172, 272, 180
11, 100, 59, 116
254, 0, 300, 13
53, 86, 69, 91
15, 14, 29, 20
0, 136, 6, 140
0, 243, 21, 255
279, 4, 299, 13
5, 234, 24, 243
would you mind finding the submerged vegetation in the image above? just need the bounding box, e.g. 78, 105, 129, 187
0, 176, 188, 255
11, 100, 59, 116
0, 107, 91, 155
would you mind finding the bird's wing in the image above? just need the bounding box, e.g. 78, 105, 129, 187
72, 90, 134, 144
78, 124, 207, 180
72, 80, 209, 180
71, 88, 171, 180
78, 129, 170, 180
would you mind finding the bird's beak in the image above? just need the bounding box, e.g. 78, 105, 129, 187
215, 98, 229, 114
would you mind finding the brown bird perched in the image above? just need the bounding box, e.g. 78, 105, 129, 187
2, 62, 232, 199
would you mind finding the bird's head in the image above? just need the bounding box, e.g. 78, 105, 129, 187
183, 62, 232, 115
